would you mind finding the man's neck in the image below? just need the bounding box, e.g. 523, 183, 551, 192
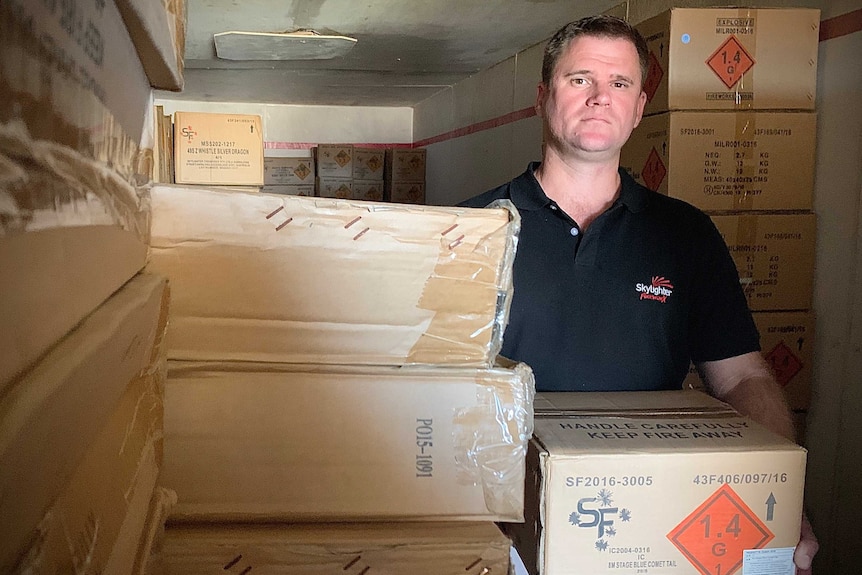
534, 151, 622, 230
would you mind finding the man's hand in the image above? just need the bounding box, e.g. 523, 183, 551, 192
795, 513, 818, 574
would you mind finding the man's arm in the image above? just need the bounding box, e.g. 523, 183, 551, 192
696, 351, 818, 573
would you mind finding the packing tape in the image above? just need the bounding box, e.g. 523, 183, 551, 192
732, 110, 758, 211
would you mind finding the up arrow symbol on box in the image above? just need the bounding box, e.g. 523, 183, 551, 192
766, 492, 777, 521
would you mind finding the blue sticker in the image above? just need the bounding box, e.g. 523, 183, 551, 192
681, 33, 691, 44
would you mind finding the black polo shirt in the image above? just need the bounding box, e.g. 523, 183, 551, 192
460, 163, 759, 392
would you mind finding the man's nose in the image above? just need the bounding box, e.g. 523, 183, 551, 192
586, 84, 611, 106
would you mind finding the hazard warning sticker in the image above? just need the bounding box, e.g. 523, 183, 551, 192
643, 51, 663, 103
706, 36, 755, 89
642, 148, 667, 192
668, 484, 774, 575
764, 341, 804, 387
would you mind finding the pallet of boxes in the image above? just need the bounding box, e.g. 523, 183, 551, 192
141, 167, 533, 570
315, 144, 387, 201
1, 0, 184, 572
620, 7, 820, 443
500, 8, 819, 575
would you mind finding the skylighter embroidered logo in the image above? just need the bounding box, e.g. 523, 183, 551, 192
636, 276, 674, 303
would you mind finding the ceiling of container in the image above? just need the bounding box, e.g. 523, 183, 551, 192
165, 0, 622, 106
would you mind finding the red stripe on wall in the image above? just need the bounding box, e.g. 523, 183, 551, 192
264, 10, 858, 151
820, 8, 862, 42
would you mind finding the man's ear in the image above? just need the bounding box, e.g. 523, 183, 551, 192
535, 82, 547, 115
633, 89, 647, 128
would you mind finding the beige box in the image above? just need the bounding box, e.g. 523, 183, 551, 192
388, 181, 427, 205
316, 176, 354, 199
711, 212, 816, 311
146, 184, 517, 367
0, 0, 153, 183
354, 179, 385, 202
621, 111, 816, 211
685, 311, 815, 410
263, 183, 315, 196
115, 0, 186, 91
314, 144, 354, 178
173, 112, 264, 186
510, 391, 806, 575
151, 522, 510, 575
13, 351, 165, 575
0, 274, 169, 573
162, 361, 534, 522
353, 147, 385, 180
0, 129, 151, 391
636, 8, 820, 116
263, 156, 315, 185
385, 148, 427, 182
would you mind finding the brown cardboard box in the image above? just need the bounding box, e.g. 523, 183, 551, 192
0, 0, 154, 183
162, 361, 534, 522
389, 181, 427, 205
13, 348, 165, 575
263, 156, 315, 185
636, 8, 820, 116
685, 311, 815, 410
146, 184, 517, 367
509, 391, 806, 575
385, 148, 427, 182
354, 179, 385, 202
262, 183, 316, 196
621, 111, 816, 211
711, 212, 816, 311
314, 144, 354, 178
0, 128, 151, 391
353, 147, 386, 180
316, 176, 354, 199
115, 0, 186, 91
173, 112, 264, 186
150, 521, 510, 575
0, 274, 169, 573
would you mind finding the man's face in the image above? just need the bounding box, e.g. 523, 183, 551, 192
537, 35, 647, 161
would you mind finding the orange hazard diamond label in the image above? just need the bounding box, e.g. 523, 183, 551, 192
643, 51, 663, 103
366, 155, 382, 172
765, 341, 803, 387
668, 484, 774, 575
706, 36, 755, 89
294, 162, 311, 180
334, 150, 352, 167
642, 147, 667, 191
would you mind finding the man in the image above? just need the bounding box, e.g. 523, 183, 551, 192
460, 15, 818, 573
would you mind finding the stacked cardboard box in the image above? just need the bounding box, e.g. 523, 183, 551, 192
313, 144, 386, 201
1, 0, 177, 570
385, 147, 427, 204
144, 184, 533, 570
263, 156, 316, 196
508, 391, 808, 575
623, 7, 821, 427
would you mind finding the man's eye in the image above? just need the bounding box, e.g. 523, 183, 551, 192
571, 77, 587, 85
613, 82, 629, 88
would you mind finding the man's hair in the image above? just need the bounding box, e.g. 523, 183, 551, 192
541, 15, 649, 87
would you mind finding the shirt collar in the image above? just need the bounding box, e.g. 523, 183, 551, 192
509, 162, 652, 214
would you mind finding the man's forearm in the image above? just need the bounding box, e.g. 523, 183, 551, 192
714, 375, 795, 441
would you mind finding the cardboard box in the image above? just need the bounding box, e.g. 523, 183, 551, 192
0, 0, 153, 183
354, 179, 385, 202
711, 212, 816, 311
685, 311, 815, 410
162, 360, 534, 522
385, 148, 427, 182
621, 111, 816, 211
13, 350, 165, 575
115, 0, 186, 91
388, 181, 427, 205
146, 184, 517, 367
0, 273, 169, 573
0, 126, 151, 391
262, 183, 315, 196
263, 156, 315, 185
636, 8, 820, 116
353, 147, 385, 180
150, 521, 510, 575
173, 112, 264, 186
510, 391, 807, 575
316, 176, 354, 199
315, 144, 354, 178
